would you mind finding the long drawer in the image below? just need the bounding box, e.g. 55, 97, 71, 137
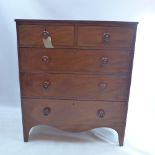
21, 73, 130, 101
19, 48, 132, 74
22, 99, 127, 131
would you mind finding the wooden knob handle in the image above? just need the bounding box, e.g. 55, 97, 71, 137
43, 107, 51, 116
42, 81, 50, 89
42, 56, 49, 64
42, 30, 50, 39
101, 57, 108, 65
103, 33, 110, 42
97, 109, 105, 118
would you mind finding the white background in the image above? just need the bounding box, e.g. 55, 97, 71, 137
0, 0, 155, 154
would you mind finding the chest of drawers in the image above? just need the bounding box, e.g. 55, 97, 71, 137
15, 20, 138, 146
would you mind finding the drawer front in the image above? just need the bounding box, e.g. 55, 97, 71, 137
20, 48, 132, 73
78, 26, 135, 49
22, 99, 127, 131
21, 73, 130, 101
18, 25, 74, 47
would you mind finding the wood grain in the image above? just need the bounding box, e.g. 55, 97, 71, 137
15, 19, 138, 146
22, 98, 127, 130
78, 26, 135, 49
18, 25, 74, 47
19, 48, 133, 74
21, 73, 130, 101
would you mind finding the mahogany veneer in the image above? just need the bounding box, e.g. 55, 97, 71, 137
15, 19, 138, 146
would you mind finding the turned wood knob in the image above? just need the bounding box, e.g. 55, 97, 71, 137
43, 107, 51, 116
42, 56, 49, 64
42, 30, 50, 39
42, 80, 50, 89
97, 109, 105, 118
100, 57, 109, 65
103, 33, 110, 42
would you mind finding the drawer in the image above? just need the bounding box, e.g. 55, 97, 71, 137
21, 73, 130, 101
78, 26, 135, 49
18, 25, 74, 47
22, 99, 127, 131
20, 48, 132, 74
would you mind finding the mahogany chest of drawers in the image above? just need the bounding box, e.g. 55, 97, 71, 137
15, 19, 138, 146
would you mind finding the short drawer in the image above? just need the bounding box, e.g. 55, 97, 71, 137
18, 25, 74, 47
78, 26, 135, 49
22, 99, 127, 131
21, 73, 130, 101
19, 48, 132, 74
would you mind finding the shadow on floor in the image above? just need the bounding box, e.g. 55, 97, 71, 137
29, 125, 118, 145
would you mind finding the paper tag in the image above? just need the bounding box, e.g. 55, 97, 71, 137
42, 36, 54, 48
